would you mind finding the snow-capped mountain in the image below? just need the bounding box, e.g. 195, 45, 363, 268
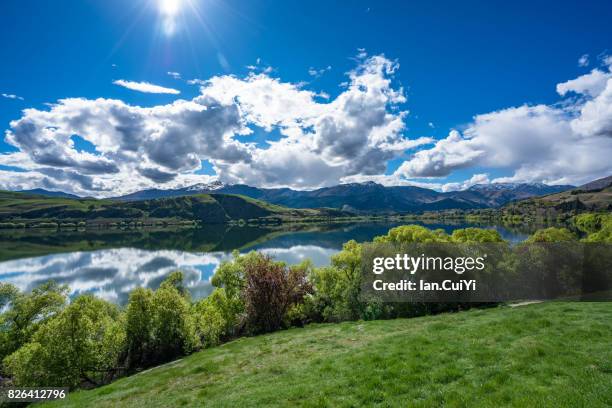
185, 181, 226, 192
466, 182, 573, 201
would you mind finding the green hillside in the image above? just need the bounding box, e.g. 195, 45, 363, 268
0, 191, 343, 226
503, 183, 612, 221
42, 302, 611, 407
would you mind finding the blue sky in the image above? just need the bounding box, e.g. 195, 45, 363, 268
1, 0, 612, 196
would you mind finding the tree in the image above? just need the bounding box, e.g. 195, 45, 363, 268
212, 251, 263, 298
526, 227, 576, 242
160, 270, 190, 299
309, 240, 372, 322
151, 281, 199, 360
574, 213, 602, 234
124, 273, 198, 369
0, 282, 19, 310
311, 225, 509, 323
192, 289, 234, 347
242, 255, 312, 334
309, 265, 356, 322
0, 281, 68, 363
451, 227, 505, 243
4, 295, 125, 388
575, 213, 612, 243
124, 287, 154, 370
374, 225, 450, 243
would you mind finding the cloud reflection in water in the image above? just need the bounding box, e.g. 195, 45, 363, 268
0, 245, 338, 304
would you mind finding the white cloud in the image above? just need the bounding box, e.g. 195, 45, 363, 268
556, 68, 611, 97
578, 54, 590, 67
167, 71, 182, 79
3, 52, 612, 197
395, 61, 612, 186
570, 79, 612, 138
308, 65, 332, 78
194, 55, 429, 189
3, 97, 249, 196
2, 93, 24, 101
440, 173, 490, 192
187, 78, 206, 86
113, 79, 180, 94
1, 54, 431, 196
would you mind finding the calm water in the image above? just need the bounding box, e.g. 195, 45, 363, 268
0, 221, 538, 304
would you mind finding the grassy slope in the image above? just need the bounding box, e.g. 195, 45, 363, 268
0, 191, 108, 216
506, 186, 612, 215
0, 191, 337, 224
44, 302, 611, 408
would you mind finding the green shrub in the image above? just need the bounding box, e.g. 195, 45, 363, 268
212, 251, 260, 298
575, 213, 612, 242
161, 270, 191, 299
574, 213, 602, 234
374, 225, 450, 243
451, 227, 505, 243
0, 282, 19, 310
526, 227, 576, 243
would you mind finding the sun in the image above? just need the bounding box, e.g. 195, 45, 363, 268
151, 0, 213, 41
159, 0, 182, 17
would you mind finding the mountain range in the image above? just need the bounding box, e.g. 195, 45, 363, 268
4, 176, 610, 226
113, 180, 575, 213
17, 188, 81, 199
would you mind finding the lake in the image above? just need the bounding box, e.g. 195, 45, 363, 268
0, 221, 541, 304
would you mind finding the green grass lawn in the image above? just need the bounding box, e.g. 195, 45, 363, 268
43, 302, 611, 407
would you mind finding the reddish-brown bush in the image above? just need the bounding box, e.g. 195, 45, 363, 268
243, 255, 312, 334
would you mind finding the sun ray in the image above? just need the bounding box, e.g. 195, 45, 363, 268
158, 0, 184, 36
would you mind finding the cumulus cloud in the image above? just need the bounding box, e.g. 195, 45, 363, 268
556, 68, 611, 97
1, 54, 431, 196
113, 79, 180, 94
3, 96, 250, 195
3, 52, 611, 197
395, 60, 612, 186
194, 54, 430, 188
578, 54, 590, 67
440, 173, 490, 192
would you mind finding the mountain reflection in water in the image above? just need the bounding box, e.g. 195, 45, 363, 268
0, 221, 536, 304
